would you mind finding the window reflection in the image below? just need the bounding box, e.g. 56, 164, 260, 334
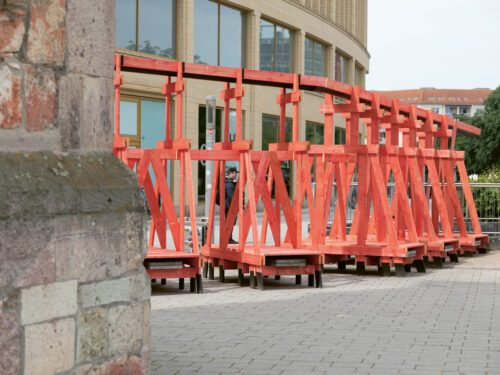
335, 52, 349, 83
115, 0, 176, 58
194, 0, 245, 67
304, 37, 325, 76
115, 0, 136, 50
306, 122, 324, 145
139, 0, 176, 57
260, 20, 292, 73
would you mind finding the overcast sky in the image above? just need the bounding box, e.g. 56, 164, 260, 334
366, 0, 500, 91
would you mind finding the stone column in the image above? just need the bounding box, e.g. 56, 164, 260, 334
0, 1, 150, 374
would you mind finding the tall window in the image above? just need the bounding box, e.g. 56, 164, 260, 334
262, 115, 292, 194
115, 0, 176, 58
304, 38, 325, 76
335, 52, 349, 83
334, 127, 346, 144
305, 121, 324, 145
194, 0, 246, 67
354, 65, 364, 88
260, 20, 293, 73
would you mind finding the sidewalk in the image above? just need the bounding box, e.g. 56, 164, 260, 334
150, 249, 500, 374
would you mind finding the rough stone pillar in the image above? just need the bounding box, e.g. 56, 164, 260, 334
0, 1, 150, 374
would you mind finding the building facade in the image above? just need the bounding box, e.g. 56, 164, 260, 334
115, 0, 370, 205
378, 88, 492, 117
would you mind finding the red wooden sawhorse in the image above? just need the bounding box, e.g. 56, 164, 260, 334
114, 56, 202, 292
200, 69, 322, 290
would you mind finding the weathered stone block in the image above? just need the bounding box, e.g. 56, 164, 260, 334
66, 0, 114, 77
0, 64, 22, 129
58, 74, 114, 151
141, 347, 151, 375
0, 217, 55, 288
127, 212, 148, 271
0, 11, 25, 53
79, 273, 149, 309
0, 310, 20, 375
27, 0, 66, 66
55, 212, 130, 283
77, 308, 107, 363
142, 302, 151, 347
25, 64, 56, 132
24, 317, 75, 374
108, 303, 143, 356
86, 356, 142, 375
21, 279, 77, 325
13, 241, 56, 288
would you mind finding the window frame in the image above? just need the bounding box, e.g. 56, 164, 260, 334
335, 50, 349, 84
304, 36, 326, 77
305, 121, 325, 145
194, 0, 246, 67
115, 0, 177, 58
259, 18, 294, 73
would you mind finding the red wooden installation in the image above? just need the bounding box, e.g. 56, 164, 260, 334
113, 57, 202, 292
113, 54, 487, 287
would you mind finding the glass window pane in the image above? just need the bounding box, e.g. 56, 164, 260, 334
194, 0, 218, 65
115, 0, 137, 50
276, 26, 292, 73
314, 42, 324, 76
120, 101, 138, 136
260, 20, 274, 71
304, 38, 313, 76
220, 5, 244, 68
285, 118, 292, 142
305, 122, 315, 143
262, 115, 277, 150
316, 124, 324, 144
342, 56, 349, 83
140, 100, 166, 148
139, 0, 176, 57
259, 20, 274, 71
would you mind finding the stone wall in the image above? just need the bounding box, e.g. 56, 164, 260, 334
0, 0, 150, 374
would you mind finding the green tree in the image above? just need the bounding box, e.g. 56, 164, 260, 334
455, 86, 500, 175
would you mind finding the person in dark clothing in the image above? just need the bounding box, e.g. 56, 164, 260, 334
225, 167, 238, 244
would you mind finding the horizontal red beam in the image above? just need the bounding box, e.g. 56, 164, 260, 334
117, 54, 481, 137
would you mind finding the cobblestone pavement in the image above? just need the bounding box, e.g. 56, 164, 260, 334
150, 249, 500, 375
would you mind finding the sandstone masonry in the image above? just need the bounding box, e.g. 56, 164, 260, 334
0, 0, 150, 374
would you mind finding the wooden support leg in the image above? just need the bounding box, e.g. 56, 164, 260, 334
449, 253, 459, 263
404, 264, 411, 273
308, 274, 314, 287
356, 262, 365, 275
208, 264, 214, 280
414, 260, 426, 273
196, 274, 203, 294
218, 265, 225, 283
433, 256, 443, 268
394, 264, 406, 277
478, 247, 487, 254
315, 271, 323, 288
465, 251, 473, 257
190, 278, 195, 292
249, 271, 256, 289
179, 278, 184, 290
380, 263, 391, 277
203, 262, 208, 278
256, 272, 264, 291
161, 278, 166, 285
295, 275, 302, 285
275, 275, 281, 280
423, 256, 430, 267
238, 269, 244, 286
337, 261, 346, 271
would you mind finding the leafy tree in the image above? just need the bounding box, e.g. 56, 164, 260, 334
455, 86, 500, 175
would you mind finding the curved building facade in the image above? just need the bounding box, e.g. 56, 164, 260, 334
115, 0, 369, 204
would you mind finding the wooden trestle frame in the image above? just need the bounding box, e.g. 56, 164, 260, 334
113, 54, 488, 289
113, 56, 202, 292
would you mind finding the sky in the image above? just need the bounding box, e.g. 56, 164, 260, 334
366, 0, 500, 91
